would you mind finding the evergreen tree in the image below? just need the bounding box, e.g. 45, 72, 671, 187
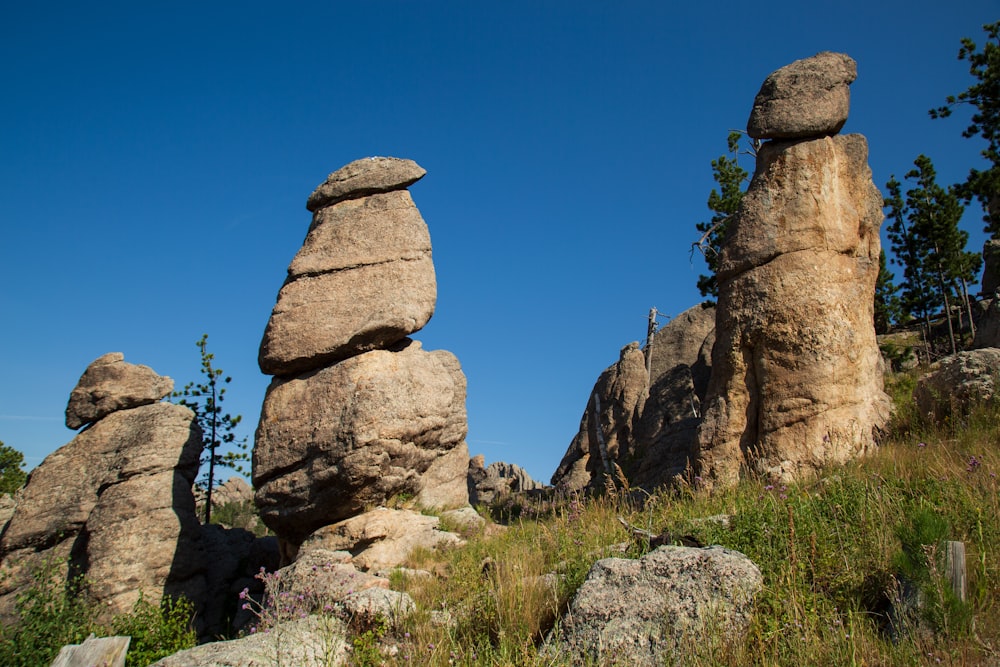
874, 250, 903, 334
885, 156, 982, 353
694, 131, 752, 298
0, 440, 27, 495
174, 335, 248, 524
930, 20, 1000, 236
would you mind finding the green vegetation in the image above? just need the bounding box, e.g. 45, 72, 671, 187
0, 558, 196, 667
173, 334, 249, 524
0, 440, 26, 495
347, 370, 1000, 665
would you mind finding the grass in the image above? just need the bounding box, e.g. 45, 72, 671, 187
364, 370, 1000, 666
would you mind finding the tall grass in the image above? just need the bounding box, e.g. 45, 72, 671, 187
372, 380, 1000, 666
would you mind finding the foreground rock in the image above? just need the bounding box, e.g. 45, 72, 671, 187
546, 545, 763, 666
0, 358, 205, 623
151, 615, 348, 667
698, 54, 890, 488
747, 52, 857, 140
914, 348, 1000, 421
254, 340, 469, 544
65, 352, 174, 429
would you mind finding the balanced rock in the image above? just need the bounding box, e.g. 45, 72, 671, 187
698, 132, 890, 487
306, 156, 426, 212
747, 52, 857, 140
260, 163, 435, 376
0, 401, 205, 620
254, 339, 469, 544
65, 352, 174, 429
914, 348, 1000, 421
546, 545, 762, 667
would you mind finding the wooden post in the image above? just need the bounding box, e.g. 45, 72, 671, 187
945, 540, 967, 602
644, 307, 657, 386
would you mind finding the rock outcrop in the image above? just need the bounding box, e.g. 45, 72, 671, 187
697, 53, 890, 488
0, 355, 206, 623
551, 304, 715, 492
914, 348, 1000, 421
254, 157, 470, 552
982, 239, 1000, 296
467, 457, 545, 506
545, 545, 763, 666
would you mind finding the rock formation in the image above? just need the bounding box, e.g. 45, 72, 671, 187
254, 157, 470, 550
545, 545, 762, 667
467, 457, 545, 506
0, 354, 206, 622
697, 53, 891, 488
551, 304, 715, 492
914, 348, 1000, 421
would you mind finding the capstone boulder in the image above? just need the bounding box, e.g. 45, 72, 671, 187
65, 352, 174, 429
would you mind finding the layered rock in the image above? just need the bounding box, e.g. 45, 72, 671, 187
254, 157, 469, 552
551, 304, 715, 492
697, 53, 890, 488
545, 545, 762, 666
0, 356, 205, 622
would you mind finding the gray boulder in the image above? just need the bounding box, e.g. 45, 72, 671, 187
254, 339, 469, 544
914, 348, 1000, 421
747, 52, 857, 140
546, 545, 762, 667
306, 156, 426, 212
65, 352, 174, 429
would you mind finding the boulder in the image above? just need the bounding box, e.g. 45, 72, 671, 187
254, 339, 469, 543
341, 588, 416, 628
647, 303, 716, 393
0, 401, 205, 620
698, 133, 890, 487
210, 477, 254, 507
546, 545, 762, 667
973, 297, 1000, 349
298, 508, 463, 572
306, 156, 426, 212
747, 52, 857, 140
65, 352, 174, 429
150, 615, 349, 667
914, 348, 1000, 421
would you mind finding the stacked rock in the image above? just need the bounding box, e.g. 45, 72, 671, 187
0, 353, 206, 622
253, 157, 470, 548
697, 53, 891, 487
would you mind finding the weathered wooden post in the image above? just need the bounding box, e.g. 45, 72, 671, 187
945, 540, 966, 602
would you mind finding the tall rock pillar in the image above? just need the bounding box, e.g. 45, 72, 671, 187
253, 158, 470, 546
697, 53, 891, 487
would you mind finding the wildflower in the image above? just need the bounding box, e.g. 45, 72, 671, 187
917, 442, 927, 448
404, 632, 411, 639
239, 588, 249, 600
764, 485, 774, 491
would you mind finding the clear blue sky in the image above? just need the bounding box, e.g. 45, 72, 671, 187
1, 2, 996, 483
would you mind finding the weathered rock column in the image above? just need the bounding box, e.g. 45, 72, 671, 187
253, 157, 470, 546
697, 53, 891, 487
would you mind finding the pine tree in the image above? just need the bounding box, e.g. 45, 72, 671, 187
694, 131, 753, 298
930, 20, 1000, 236
874, 250, 903, 334
174, 335, 248, 524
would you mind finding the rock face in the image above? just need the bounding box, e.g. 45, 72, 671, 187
65, 352, 174, 429
698, 54, 890, 488
914, 348, 1000, 421
747, 52, 857, 140
546, 545, 763, 667
551, 304, 715, 493
254, 339, 467, 542
0, 357, 205, 622
254, 158, 469, 550
982, 239, 1000, 296
468, 458, 545, 506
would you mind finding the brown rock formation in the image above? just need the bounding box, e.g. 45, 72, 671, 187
65, 352, 174, 429
254, 339, 468, 543
0, 359, 205, 622
697, 54, 890, 488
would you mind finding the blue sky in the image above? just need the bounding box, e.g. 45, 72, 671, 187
1, 2, 996, 483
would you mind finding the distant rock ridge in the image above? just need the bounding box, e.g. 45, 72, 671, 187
254, 157, 470, 552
